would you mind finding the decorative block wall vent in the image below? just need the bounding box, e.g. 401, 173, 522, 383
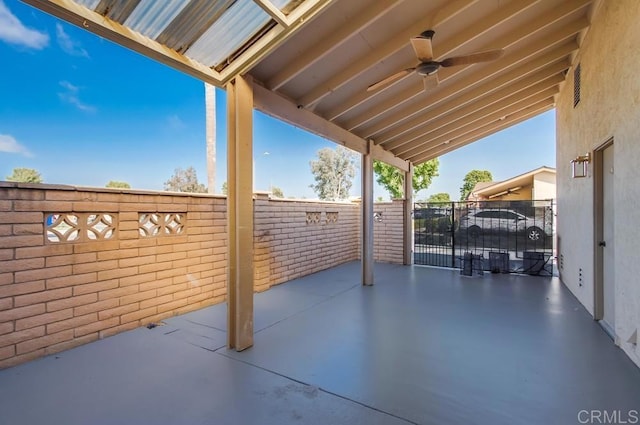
46, 213, 116, 243
326, 212, 338, 224
138, 213, 185, 237
306, 212, 321, 224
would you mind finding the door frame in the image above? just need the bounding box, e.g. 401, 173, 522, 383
593, 137, 613, 322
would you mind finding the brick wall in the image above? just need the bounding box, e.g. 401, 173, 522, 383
253, 194, 360, 291
0, 184, 404, 368
373, 200, 405, 264
0, 183, 227, 369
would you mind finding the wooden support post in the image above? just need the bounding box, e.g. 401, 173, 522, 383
403, 163, 414, 265
362, 142, 374, 285
226, 75, 254, 351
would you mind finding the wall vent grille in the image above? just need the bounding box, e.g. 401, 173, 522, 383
574, 63, 581, 107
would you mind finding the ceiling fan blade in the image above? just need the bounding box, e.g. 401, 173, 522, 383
367, 68, 415, 92
410, 35, 434, 62
440, 49, 504, 67
423, 73, 439, 91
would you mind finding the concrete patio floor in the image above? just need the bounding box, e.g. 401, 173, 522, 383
1, 262, 639, 425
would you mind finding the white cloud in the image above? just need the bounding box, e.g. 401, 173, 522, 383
55, 23, 89, 58
0, 1, 49, 50
0, 134, 33, 157
167, 114, 185, 129
59, 80, 78, 92
58, 80, 96, 112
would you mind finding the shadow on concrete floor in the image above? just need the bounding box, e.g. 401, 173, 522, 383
1, 262, 638, 425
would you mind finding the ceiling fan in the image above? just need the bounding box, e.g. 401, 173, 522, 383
367, 30, 504, 92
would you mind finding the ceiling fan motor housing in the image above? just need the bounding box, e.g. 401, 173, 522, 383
417, 61, 440, 75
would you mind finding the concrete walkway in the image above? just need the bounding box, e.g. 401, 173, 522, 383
0, 262, 638, 425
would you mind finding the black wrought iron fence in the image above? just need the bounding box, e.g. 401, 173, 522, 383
413, 200, 554, 275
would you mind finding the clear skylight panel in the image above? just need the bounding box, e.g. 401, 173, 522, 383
124, 0, 190, 40
185, 0, 271, 67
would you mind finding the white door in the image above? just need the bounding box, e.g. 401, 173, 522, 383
601, 144, 615, 334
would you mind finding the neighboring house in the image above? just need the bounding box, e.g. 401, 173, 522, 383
468, 166, 556, 202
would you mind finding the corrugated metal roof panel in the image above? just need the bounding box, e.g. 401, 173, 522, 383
124, 0, 190, 40
75, 0, 306, 70
95, 0, 141, 23
75, 0, 101, 9
185, 0, 272, 68
156, 1, 236, 53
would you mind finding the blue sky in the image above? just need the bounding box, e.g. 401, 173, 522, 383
0, 0, 555, 201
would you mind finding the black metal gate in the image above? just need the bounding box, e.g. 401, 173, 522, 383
413, 200, 554, 275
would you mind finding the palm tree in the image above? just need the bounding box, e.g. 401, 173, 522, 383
205, 83, 216, 194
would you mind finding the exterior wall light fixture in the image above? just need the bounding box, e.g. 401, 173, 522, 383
571, 152, 591, 178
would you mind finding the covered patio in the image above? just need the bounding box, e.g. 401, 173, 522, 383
17, 0, 599, 350
3, 0, 640, 420
2, 262, 638, 425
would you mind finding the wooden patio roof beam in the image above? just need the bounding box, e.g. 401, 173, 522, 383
295, 0, 478, 108
350, 9, 589, 135
411, 99, 555, 163
252, 82, 409, 171
381, 58, 570, 151
401, 86, 559, 160
394, 75, 564, 157
266, 0, 404, 90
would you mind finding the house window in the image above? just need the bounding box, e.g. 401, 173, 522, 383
573, 63, 581, 107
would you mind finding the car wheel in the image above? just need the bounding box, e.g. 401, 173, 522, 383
468, 225, 481, 239
526, 226, 543, 241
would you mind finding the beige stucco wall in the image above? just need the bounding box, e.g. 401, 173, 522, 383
556, 0, 640, 367
532, 171, 556, 200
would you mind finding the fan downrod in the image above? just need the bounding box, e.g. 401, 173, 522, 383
420, 30, 435, 39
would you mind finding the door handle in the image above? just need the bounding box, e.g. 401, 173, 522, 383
598, 241, 606, 247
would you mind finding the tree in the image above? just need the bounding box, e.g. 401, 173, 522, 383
427, 192, 451, 203
164, 167, 207, 193
205, 83, 216, 194
373, 159, 439, 199
271, 186, 284, 198
221, 181, 227, 195
6, 168, 42, 183
106, 180, 130, 189
460, 169, 493, 200
309, 146, 358, 201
